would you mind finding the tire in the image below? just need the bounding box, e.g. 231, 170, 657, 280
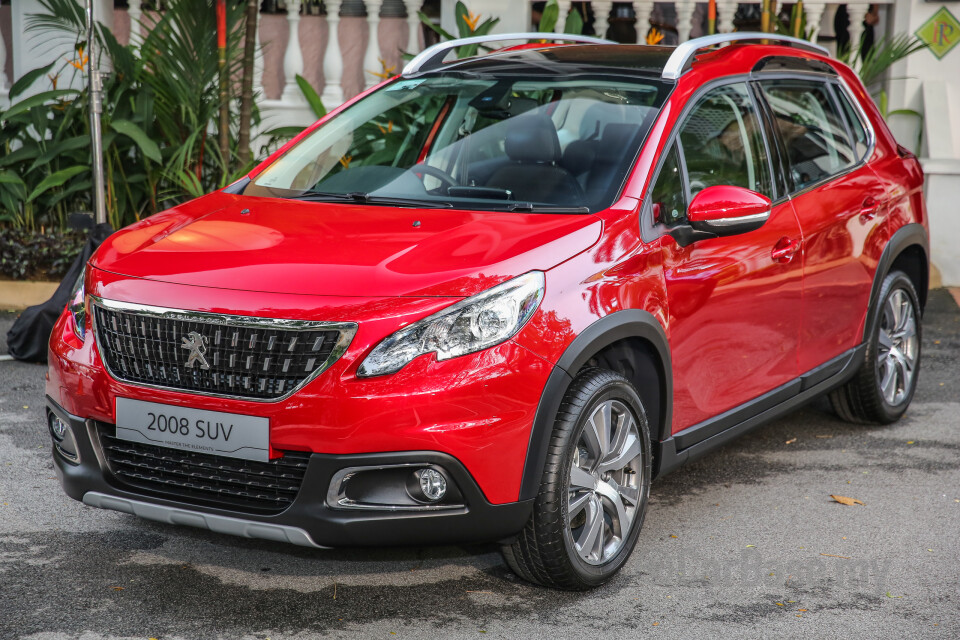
829, 270, 922, 424
502, 368, 652, 590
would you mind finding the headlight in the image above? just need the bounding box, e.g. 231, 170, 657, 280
68, 269, 86, 340
357, 271, 545, 377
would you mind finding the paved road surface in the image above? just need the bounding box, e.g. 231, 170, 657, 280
1, 291, 958, 639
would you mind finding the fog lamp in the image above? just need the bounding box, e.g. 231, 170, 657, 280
417, 468, 447, 502
49, 414, 69, 441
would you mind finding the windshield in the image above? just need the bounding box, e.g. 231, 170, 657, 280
244, 73, 669, 212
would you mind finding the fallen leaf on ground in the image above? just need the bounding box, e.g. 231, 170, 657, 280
820, 553, 851, 559
907, 441, 915, 444
798, 608, 808, 612
746, 544, 756, 548
886, 592, 903, 598
830, 495, 865, 506
785, 438, 797, 444
109, 586, 124, 591
669, 534, 678, 538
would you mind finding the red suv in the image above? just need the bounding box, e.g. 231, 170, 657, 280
47, 33, 928, 590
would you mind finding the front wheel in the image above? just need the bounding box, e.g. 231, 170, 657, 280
502, 369, 652, 590
830, 269, 922, 424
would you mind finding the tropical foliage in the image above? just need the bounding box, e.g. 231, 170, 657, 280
417, 1, 501, 59
0, 0, 252, 231
538, 0, 585, 36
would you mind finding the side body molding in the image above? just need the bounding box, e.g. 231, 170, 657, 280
518, 310, 673, 500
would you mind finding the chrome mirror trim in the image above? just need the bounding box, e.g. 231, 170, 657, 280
699, 210, 771, 227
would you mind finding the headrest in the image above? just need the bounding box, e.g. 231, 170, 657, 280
601, 123, 642, 155
579, 102, 628, 140
562, 140, 598, 176
505, 115, 561, 164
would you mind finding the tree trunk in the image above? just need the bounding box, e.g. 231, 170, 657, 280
237, 0, 259, 169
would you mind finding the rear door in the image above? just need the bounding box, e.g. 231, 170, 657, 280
652, 82, 805, 432
756, 78, 883, 372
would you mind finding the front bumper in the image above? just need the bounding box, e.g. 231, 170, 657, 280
49, 398, 533, 547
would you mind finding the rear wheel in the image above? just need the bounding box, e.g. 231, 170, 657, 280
830, 270, 921, 424
502, 369, 652, 590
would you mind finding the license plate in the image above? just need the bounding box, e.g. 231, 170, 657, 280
114, 397, 270, 462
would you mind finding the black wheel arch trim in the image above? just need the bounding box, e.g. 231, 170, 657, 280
864, 223, 929, 342
518, 310, 673, 501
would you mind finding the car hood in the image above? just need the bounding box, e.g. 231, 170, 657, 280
92, 193, 603, 298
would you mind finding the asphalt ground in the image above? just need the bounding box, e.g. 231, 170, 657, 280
1, 290, 958, 640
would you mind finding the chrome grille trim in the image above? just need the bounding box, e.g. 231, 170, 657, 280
91, 296, 357, 402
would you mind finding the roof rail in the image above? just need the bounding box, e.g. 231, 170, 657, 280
661, 32, 829, 80
402, 32, 615, 77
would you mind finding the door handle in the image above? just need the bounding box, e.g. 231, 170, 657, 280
771, 237, 801, 263
860, 196, 880, 222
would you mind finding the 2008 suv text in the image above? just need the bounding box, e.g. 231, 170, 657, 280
47, 32, 928, 590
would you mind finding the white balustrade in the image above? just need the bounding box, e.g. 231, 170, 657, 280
322, 0, 344, 105
364, 0, 383, 86
718, 0, 736, 34
806, 1, 828, 42
593, 1, 612, 39
127, 0, 143, 48
556, 0, 572, 32
404, 0, 422, 54
675, 0, 696, 43
634, 1, 654, 43
846, 2, 869, 53
282, 0, 305, 102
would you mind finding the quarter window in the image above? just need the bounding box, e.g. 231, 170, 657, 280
833, 86, 870, 161
759, 80, 856, 191
650, 143, 686, 226
677, 83, 773, 200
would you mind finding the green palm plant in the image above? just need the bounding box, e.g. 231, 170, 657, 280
837, 34, 928, 149
2, 0, 251, 230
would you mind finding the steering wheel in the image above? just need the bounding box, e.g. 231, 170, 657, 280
411, 164, 457, 191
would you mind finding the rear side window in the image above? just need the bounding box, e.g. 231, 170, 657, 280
833, 86, 870, 161
759, 80, 856, 191
678, 83, 773, 199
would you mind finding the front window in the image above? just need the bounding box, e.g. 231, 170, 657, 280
244, 74, 669, 212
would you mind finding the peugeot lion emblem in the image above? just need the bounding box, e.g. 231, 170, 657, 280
181, 331, 211, 370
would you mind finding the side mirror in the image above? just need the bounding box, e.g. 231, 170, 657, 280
687, 185, 772, 237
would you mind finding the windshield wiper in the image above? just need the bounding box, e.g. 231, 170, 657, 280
293, 191, 452, 208
506, 203, 591, 214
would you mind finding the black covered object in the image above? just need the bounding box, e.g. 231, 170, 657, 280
7, 223, 113, 363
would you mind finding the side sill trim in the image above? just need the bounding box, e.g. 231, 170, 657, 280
656, 344, 866, 478
82, 491, 329, 549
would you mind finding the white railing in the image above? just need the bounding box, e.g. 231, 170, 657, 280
0, 1, 893, 126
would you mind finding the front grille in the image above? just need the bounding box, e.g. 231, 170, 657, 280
99, 428, 310, 514
92, 300, 355, 400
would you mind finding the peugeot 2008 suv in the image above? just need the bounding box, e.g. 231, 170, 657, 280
47, 33, 929, 590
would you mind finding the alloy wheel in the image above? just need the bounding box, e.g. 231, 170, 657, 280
876, 288, 919, 407
567, 399, 645, 565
